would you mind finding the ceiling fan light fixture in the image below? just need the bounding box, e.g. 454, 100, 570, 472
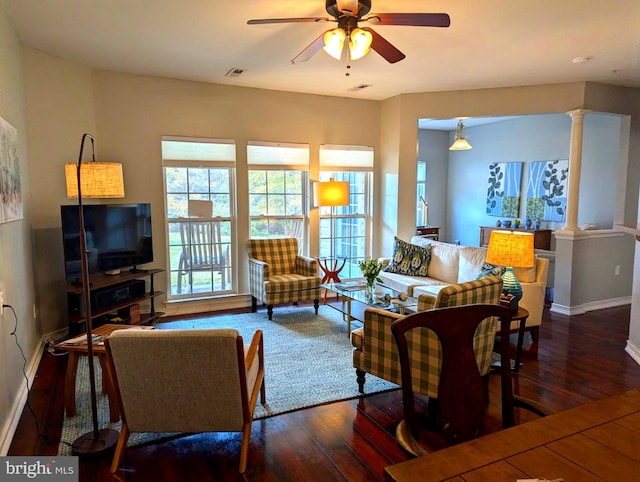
349, 27, 373, 60
449, 120, 473, 150
323, 28, 346, 59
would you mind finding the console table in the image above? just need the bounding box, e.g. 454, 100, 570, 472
416, 225, 440, 240
480, 226, 552, 250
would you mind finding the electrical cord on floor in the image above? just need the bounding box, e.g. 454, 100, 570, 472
6, 304, 44, 439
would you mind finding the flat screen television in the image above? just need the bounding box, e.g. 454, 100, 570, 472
61, 203, 153, 280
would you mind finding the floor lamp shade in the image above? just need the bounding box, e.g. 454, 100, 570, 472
485, 230, 534, 306
313, 178, 350, 208
65, 162, 124, 198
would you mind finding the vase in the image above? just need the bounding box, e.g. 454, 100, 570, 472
365, 282, 375, 301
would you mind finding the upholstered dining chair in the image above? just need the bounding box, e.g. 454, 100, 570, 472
247, 237, 320, 320
105, 328, 265, 474
177, 220, 229, 294
391, 304, 550, 456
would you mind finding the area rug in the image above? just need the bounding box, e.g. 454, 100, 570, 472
58, 305, 398, 455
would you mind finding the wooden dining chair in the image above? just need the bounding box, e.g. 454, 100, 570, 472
391, 303, 550, 456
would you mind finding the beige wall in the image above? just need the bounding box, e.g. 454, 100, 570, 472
0, 11, 38, 454
23, 47, 97, 336
25, 66, 381, 328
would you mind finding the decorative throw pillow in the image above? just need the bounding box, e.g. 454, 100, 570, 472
384, 237, 431, 276
475, 262, 506, 280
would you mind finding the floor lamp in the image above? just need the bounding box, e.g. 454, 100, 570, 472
314, 178, 350, 283
64, 133, 124, 455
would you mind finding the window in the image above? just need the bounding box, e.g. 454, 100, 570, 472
416, 160, 427, 226
319, 144, 374, 279
162, 137, 236, 299
248, 141, 309, 252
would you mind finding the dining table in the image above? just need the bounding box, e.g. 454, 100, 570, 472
384, 389, 640, 481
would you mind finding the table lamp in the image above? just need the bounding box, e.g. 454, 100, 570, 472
485, 230, 534, 310
65, 133, 124, 455
313, 178, 349, 283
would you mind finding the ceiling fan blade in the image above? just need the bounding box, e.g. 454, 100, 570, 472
362, 27, 405, 63
365, 13, 450, 27
247, 17, 330, 25
291, 31, 329, 63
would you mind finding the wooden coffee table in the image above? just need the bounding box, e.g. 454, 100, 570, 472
56, 324, 154, 422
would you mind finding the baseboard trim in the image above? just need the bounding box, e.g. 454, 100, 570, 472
0, 340, 46, 456
164, 294, 252, 318
549, 296, 631, 316
625, 340, 640, 366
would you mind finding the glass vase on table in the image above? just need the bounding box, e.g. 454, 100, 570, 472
365, 279, 376, 301
359, 257, 384, 303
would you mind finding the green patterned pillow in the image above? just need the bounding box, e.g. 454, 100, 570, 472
384, 237, 431, 276
475, 262, 506, 280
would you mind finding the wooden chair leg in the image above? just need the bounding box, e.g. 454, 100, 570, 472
238, 421, 253, 473
267, 305, 273, 320
110, 423, 131, 474
314, 299, 319, 314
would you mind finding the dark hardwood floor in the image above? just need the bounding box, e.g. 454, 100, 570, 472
8, 304, 640, 481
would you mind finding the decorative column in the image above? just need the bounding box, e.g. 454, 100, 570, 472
562, 109, 591, 232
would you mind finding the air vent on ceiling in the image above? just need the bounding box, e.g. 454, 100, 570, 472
348, 84, 372, 92
225, 68, 246, 78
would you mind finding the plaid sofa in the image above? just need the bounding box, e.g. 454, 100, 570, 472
247, 238, 320, 320
351, 276, 503, 395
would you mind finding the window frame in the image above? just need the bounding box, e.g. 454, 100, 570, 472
162, 136, 237, 300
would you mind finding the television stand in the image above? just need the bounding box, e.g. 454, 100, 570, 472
66, 268, 165, 336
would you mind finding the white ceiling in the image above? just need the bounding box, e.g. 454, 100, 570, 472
2, 0, 639, 105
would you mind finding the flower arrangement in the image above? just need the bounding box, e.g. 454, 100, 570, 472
358, 257, 384, 292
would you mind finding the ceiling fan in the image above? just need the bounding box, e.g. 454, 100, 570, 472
247, 0, 450, 64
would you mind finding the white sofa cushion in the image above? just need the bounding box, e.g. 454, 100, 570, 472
458, 246, 488, 282
377, 271, 447, 297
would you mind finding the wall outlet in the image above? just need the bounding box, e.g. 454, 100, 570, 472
615, 265, 621, 276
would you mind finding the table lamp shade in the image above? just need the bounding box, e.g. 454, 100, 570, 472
313, 179, 349, 207
485, 230, 534, 307
485, 230, 534, 268
65, 162, 125, 198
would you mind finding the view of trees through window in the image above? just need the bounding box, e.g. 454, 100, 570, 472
248, 170, 305, 247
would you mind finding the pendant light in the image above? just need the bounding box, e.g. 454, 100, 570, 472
449, 120, 473, 150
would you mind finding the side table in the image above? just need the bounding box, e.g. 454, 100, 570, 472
317, 258, 346, 303
56, 324, 154, 422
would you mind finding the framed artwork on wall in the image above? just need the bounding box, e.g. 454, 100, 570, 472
0, 116, 22, 224
485, 162, 522, 217
526, 160, 569, 222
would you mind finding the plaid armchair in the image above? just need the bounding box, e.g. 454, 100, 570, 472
351, 276, 503, 394
247, 238, 320, 320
